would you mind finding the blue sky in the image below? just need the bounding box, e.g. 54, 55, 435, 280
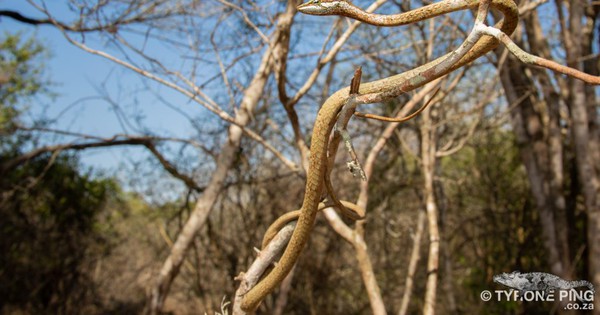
1, 1, 283, 202
1, 1, 213, 176
3, 0, 596, 200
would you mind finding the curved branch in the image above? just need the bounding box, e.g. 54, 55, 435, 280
478, 24, 600, 84
0, 136, 204, 192
1, 137, 149, 173
143, 142, 205, 192
0, 10, 55, 26
2, 0, 178, 33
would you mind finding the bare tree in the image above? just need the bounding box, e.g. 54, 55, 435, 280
491, 1, 599, 312
3, 0, 600, 314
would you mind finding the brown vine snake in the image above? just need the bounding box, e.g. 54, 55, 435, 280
241, 0, 518, 311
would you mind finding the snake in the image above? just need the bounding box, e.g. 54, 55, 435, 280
260, 200, 365, 249
241, 0, 518, 311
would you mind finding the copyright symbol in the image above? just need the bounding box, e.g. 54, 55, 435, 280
480, 290, 492, 301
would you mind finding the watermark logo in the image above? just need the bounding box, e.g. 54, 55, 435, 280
479, 271, 595, 310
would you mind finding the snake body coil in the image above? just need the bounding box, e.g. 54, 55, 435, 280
241, 0, 518, 311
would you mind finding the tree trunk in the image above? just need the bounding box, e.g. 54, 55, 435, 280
494, 3, 600, 312
495, 17, 568, 278
398, 210, 425, 315
149, 2, 299, 312
421, 105, 440, 315
562, 2, 600, 311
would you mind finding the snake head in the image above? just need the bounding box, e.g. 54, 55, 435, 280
297, 0, 345, 15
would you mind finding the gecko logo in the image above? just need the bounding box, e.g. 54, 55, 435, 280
490, 271, 595, 303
